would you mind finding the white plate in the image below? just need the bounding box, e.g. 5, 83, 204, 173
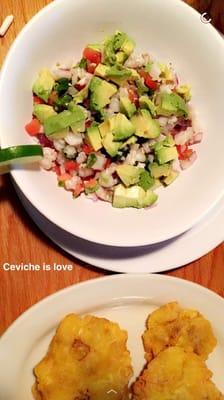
0, 274, 223, 399
14, 180, 224, 273
0, 0, 224, 247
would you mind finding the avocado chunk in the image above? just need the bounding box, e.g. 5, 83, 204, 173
44, 107, 85, 136
109, 113, 135, 141
139, 95, 156, 116
157, 92, 189, 117
89, 77, 117, 110
94, 63, 131, 86
68, 104, 86, 132
99, 119, 110, 138
176, 84, 191, 102
120, 96, 136, 118
131, 110, 161, 139
102, 132, 121, 157
94, 64, 109, 78
162, 134, 175, 147
106, 65, 132, 85
87, 126, 102, 151
103, 31, 135, 66
138, 169, 155, 191
33, 104, 56, 123
116, 164, 141, 187
121, 135, 137, 149
162, 170, 179, 186
149, 162, 171, 178
32, 69, 55, 102
113, 184, 158, 209
155, 146, 178, 165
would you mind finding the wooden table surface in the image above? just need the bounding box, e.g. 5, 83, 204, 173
0, 0, 223, 336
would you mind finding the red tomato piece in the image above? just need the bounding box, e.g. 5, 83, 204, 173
25, 118, 41, 136
82, 144, 94, 155
128, 87, 139, 107
33, 95, 45, 104
176, 145, 193, 160
52, 165, 61, 176
83, 47, 102, 65
64, 160, 79, 172
73, 182, 84, 197
86, 61, 97, 74
138, 70, 158, 90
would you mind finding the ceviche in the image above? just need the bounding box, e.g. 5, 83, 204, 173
25, 31, 202, 209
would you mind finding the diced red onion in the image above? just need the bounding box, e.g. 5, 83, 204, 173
37, 134, 54, 148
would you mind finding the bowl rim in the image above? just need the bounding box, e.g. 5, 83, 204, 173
0, 0, 224, 247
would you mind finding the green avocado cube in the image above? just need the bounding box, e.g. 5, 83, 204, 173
109, 113, 135, 141
113, 184, 157, 209
162, 170, 179, 186
99, 120, 110, 138
116, 164, 141, 187
131, 109, 160, 139
102, 132, 121, 157
87, 126, 102, 151
44, 108, 85, 136
149, 162, 171, 178
33, 104, 56, 123
32, 69, 55, 102
89, 77, 117, 110
139, 95, 156, 116
156, 92, 189, 117
155, 146, 178, 165
120, 96, 136, 118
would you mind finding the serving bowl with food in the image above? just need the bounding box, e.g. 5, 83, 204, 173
0, 0, 223, 246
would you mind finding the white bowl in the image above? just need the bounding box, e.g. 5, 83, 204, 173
0, 0, 224, 247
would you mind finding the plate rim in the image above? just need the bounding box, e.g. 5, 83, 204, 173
14, 179, 224, 274
1, 273, 224, 344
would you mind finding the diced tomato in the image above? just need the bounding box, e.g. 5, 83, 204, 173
138, 70, 158, 90
82, 144, 94, 155
73, 182, 84, 197
75, 83, 86, 91
83, 47, 102, 65
25, 118, 41, 136
128, 87, 139, 107
52, 164, 61, 176
85, 120, 92, 128
33, 95, 45, 104
58, 173, 71, 182
84, 178, 97, 188
144, 75, 158, 90
105, 158, 112, 169
48, 90, 58, 105
64, 160, 79, 172
176, 145, 193, 160
86, 61, 97, 74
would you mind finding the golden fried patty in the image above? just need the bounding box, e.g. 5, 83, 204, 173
33, 314, 133, 400
143, 301, 217, 361
132, 346, 224, 400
